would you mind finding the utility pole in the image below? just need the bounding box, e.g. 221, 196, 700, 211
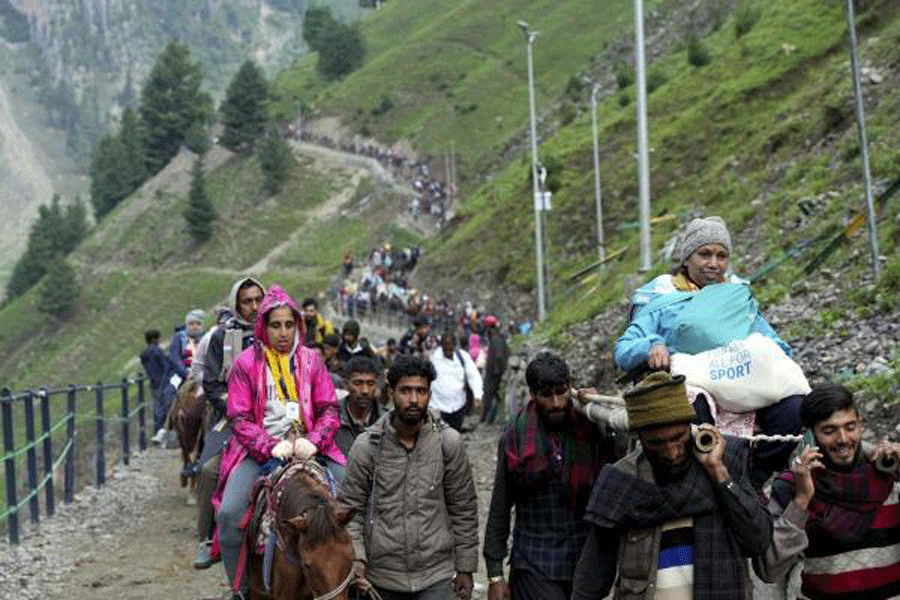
844, 0, 881, 280
634, 0, 652, 272
450, 140, 457, 201
591, 84, 607, 270
519, 21, 547, 321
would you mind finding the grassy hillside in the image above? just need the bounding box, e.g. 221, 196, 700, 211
272, 0, 663, 174
0, 144, 414, 391
417, 0, 900, 335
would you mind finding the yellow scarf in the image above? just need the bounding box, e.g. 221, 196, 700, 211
263, 347, 299, 404
672, 272, 700, 292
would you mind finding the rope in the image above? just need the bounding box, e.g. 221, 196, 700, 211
0, 414, 72, 463
312, 568, 354, 600
0, 438, 73, 521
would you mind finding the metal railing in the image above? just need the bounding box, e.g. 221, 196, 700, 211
0, 376, 148, 544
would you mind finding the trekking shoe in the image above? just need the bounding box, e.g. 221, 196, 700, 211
193, 540, 218, 569
151, 428, 167, 445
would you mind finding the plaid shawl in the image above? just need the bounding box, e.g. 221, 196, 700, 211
772, 449, 894, 543
584, 438, 751, 600
504, 399, 609, 509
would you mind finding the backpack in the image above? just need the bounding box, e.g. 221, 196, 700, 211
668, 283, 758, 355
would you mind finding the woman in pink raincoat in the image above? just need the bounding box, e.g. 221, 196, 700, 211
213, 285, 344, 597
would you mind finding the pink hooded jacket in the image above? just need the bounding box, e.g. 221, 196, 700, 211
211, 286, 343, 515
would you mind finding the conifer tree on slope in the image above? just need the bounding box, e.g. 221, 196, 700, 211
38, 255, 79, 318
139, 41, 210, 174
184, 156, 216, 242
220, 60, 269, 154
258, 127, 293, 195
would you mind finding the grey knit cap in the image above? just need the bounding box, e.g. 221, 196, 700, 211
185, 309, 206, 325
680, 216, 731, 262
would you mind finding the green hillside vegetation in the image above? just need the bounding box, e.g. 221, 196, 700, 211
418, 0, 900, 337
0, 144, 412, 391
272, 0, 661, 173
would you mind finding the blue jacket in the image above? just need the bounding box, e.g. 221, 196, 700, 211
615, 274, 791, 372
140, 344, 171, 391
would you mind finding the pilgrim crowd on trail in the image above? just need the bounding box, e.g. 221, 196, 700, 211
137, 216, 900, 600
285, 125, 455, 227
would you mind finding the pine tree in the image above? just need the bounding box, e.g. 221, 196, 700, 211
302, 7, 335, 53
119, 106, 148, 192
258, 127, 293, 195
90, 135, 131, 219
37, 256, 79, 318
139, 42, 210, 174
219, 60, 270, 154
62, 197, 89, 253
183, 156, 216, 242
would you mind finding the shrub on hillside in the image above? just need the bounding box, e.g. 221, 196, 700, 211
646, 70, 668, 93
734, 2, 762, 39
686, 34, 711, 67
317, 21, 366, 81
615, 61, 633, 90
565, 75, 585, 101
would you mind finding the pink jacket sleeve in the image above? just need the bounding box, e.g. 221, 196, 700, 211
305, 354, 340, 450
227, 359, 278, 462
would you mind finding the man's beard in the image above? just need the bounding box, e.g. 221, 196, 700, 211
537, 404, 572, 432
398, 406, 425, 426
647, 448, 693, 483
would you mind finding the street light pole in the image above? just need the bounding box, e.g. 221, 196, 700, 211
591, 84, 606, 271
844, 0, 881, 280
520, 21, 547, 321
634, 0, 652, 272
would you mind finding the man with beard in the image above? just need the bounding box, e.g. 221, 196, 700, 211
301, 297, 334, 347
756, 385, 900, 600
192, 277, 264, 570
338, 355, 478, 600
571, 371, 772, 600
483, 352, 615, 600
333, 356, 382, 457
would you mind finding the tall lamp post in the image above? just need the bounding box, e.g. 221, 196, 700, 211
844, 0, 881, 280
519, 20, 547, 321
634, 0, 652, 272
591, 84, 606, 271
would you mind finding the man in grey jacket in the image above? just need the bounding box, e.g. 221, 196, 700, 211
338, 355, 478, 600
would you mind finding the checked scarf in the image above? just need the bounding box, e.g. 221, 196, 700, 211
504, 399, 608, 509
772, 449, 894, 543
584, 438, 752, 600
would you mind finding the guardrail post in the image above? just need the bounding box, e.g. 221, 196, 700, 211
39, 387, 54, 517
95, 382, 105, 487
1, 388, 19, 544
121, 378, 130, 466
24, 390, 39, 525
137, 376, 146, 452
64, 386, 76, 504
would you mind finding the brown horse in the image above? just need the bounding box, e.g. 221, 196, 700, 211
171, 378, 206, 502
247, 465, 356, 600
